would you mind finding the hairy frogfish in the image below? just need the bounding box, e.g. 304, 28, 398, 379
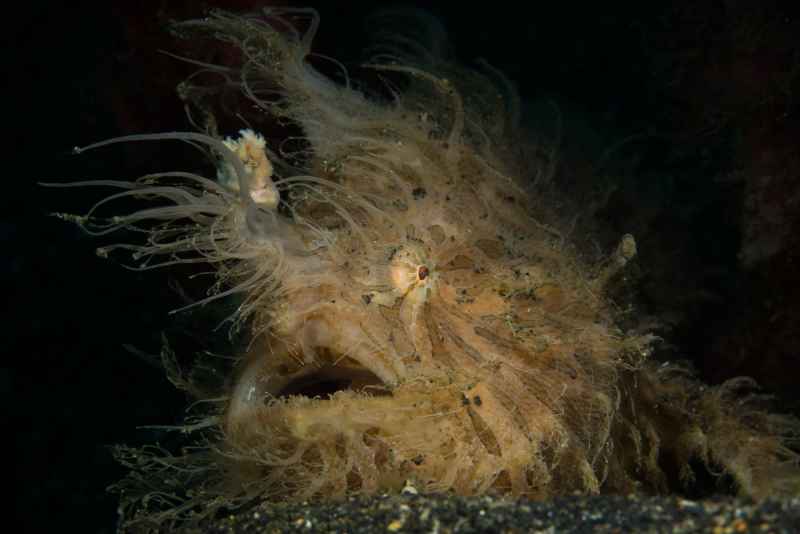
53, 7, 800, 531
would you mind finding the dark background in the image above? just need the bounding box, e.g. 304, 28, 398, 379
6, 1, 799, 532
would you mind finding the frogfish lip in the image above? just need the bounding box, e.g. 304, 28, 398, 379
225, 315, 393, 432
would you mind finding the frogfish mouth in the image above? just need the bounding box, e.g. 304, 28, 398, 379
58, 7, 800, 530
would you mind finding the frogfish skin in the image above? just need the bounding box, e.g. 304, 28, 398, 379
57, 7, 800, 531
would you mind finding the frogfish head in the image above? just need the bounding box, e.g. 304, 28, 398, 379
56, 6, 800, 531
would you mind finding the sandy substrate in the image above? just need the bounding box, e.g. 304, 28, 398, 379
182, 493, 800, 533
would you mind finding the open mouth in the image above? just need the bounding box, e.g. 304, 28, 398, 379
226, 340, 392, 430
220, 335, 413, 500
274, 357, 390, 399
